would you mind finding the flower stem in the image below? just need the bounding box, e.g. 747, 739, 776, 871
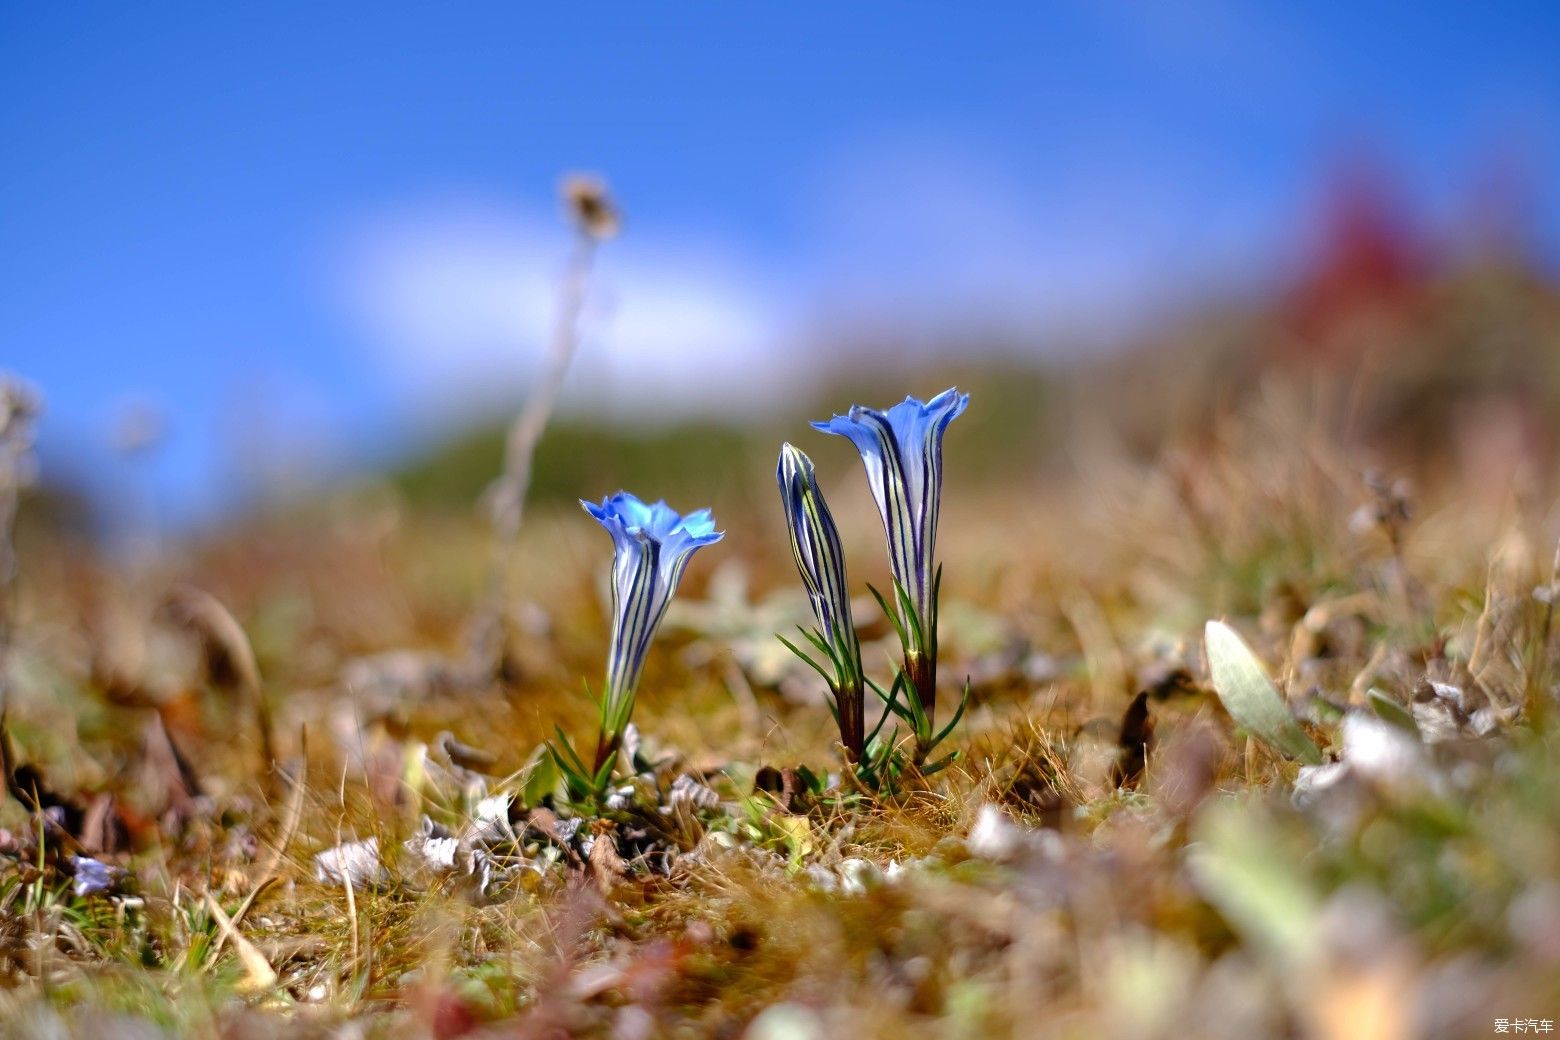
592, 728, 621, 776
906, 649, 936, 748
839, 680, 865, 762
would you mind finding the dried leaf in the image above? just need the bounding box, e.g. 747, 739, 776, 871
313, 837, 384, 890
1111, 690, 1154, 788
204, 893, 278, 994
162, 585, 261, 695
142, 709, 200, 821
587, 821, 625, 893
668, 774, 719, 810
435, 731, 496, 773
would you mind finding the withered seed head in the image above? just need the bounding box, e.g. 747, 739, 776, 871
560, 173, 620, 240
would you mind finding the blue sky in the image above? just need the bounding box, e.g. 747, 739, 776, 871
3, 2, 1558, 521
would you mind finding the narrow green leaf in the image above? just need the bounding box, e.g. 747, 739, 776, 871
1367, 687, 1421, 737
799, 625, 835, 660
921, 749, 960, 775
524, 749, 560, 806
930, 679, 971, 747
778, 633, 839, 689
930, 564, 944, 649
547, 744, 588, 799
551, 725, 590, 776
867, 674, 914, 723
865, 677, 904, 741
867, 584, 910, 647
893, 579, 925, 650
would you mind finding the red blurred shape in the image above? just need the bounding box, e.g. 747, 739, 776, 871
1284, 160, 1425, 360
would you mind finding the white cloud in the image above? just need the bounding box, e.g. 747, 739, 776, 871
328, 136, 1294, 429
330, 195, 804, 426
798, 131, 1286, 348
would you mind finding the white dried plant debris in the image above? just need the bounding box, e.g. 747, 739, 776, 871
401, 818, 504, 897
1410, 679, 1515, 743
620, 723, 642, 770
464, 792, 514, 845
1294, 713, 1443, 829
604, 784, 638, 811
669, 773, 720, 810
1292, 761, 1367, 833
1292, 761, 1353, 802
836, 857, 883, 896
313, 837, 384, 890
405, 832, 459, 871
1412, 681, 1468, 744
803, 864, 838, 892
550, 815, 583, 844
442, 846, 500, 900
966, 803, 1033, 862
745, 1002, 827, 1040
1467, 702, 1516, 736
1340, 713, 1435, 794
467, 849, 497, 894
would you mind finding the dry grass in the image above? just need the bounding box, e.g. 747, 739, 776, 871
3, 346, 1560, 1039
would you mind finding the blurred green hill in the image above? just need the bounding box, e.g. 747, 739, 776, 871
386, 366, 1063, 513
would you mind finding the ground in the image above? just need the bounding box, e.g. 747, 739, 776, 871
3, 306, 1560, 1038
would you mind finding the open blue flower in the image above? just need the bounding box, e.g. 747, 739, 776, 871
582, 492, 723, 733
812, 388, 968, 633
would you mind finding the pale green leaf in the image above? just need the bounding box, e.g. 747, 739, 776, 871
1204, 620, 1324, 765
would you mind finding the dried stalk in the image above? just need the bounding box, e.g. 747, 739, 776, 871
476, 177, 617, 676
487, 230, 598, 551
0, 378, 40, 712
487, 175, 618, 555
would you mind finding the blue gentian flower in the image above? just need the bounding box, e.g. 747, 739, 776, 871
582, 492, 723, 740
813, 388, 968, 747
812, 388, 968, 634
777, 445, 855, 659
777, 443, 864, 756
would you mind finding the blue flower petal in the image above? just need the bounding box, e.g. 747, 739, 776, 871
582, 491, 723, 718
811, 388, 967, 626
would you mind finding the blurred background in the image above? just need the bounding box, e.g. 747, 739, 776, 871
3, 2, 1559, 536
